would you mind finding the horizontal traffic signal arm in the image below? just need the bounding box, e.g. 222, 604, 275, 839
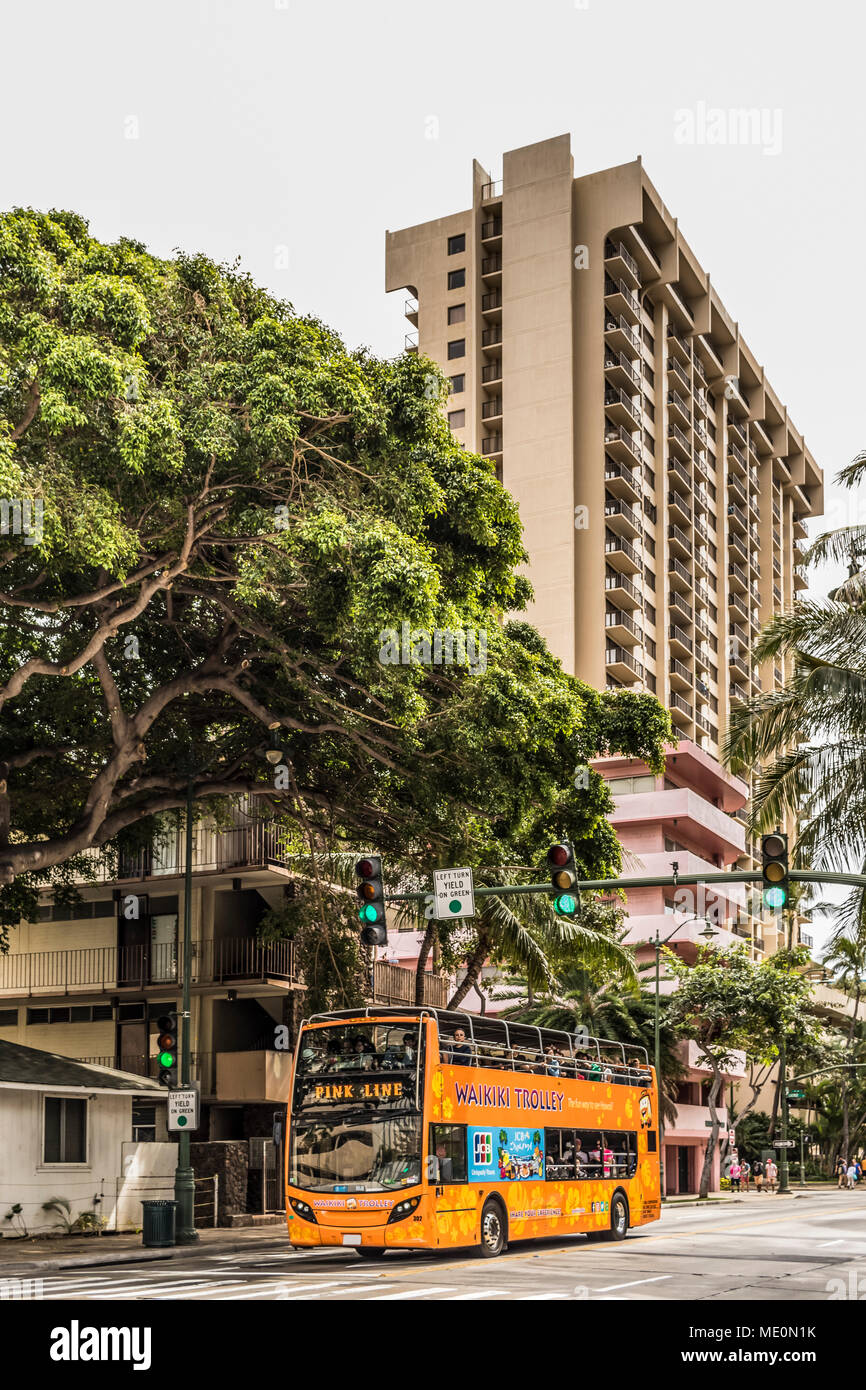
384, 869, 866, 904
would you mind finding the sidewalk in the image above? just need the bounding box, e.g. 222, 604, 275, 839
0, 1223, 291, 1276
663, 1184, 830, 1207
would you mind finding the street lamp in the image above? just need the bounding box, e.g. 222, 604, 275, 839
653, 913, 719, 1199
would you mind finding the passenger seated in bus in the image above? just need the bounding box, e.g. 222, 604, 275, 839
443, 1028, 473, 1064
342, 1035, 375, 1070
545, 1046, 562, 1077
383, 1033, 415, 1069
321, 1039, 344, 1072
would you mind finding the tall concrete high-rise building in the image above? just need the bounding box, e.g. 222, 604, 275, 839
386, 134, 826, 1192
386, 133, 822, 756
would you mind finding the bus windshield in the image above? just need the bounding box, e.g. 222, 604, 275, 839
293, 1021, 422, 1115
290, 1113, 422, 1192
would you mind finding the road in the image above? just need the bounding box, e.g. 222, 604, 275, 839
31, 1191, 866, 1302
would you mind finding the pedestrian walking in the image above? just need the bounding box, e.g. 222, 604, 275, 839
835, 1156, 848, 1189
729, 1158, 742, 1192
856, 1159, 863, 1184
741, 1159, 751, 1192
847, 1162, 858, 1190
752, 1157, 764, 1192
765, 1158, 778, 1192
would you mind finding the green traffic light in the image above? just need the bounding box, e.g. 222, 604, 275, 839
763, 886, 787, 910
158, 1050, 175, 1069
359, 904, 379, 924
553, 893, 577, 916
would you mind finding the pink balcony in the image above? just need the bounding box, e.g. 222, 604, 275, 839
670, 1102, 729, 1139
609, 787, 746, 858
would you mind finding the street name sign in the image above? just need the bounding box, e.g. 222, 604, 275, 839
167, 1086, 200, 1132
433, 867, 475, 921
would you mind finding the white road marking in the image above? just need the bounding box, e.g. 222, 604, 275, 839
445, 1289, 510, 1300
595, 1275, 672, 1292
366, 1286, 455, 1300
817, 1239, 846, 1247
517, 1292, 569, 1300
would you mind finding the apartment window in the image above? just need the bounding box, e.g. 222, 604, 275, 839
609, 775, 656, 795
646, 603, 656, 625
644, 536, 656, 558
44, 1096, 87, 1164
664, 837, 686, 853
643, 464, 655, 490
642, 326, 654, 352
0, 1009, 17, 1027
447, 234, 466, 255
644, 401, 654, 423
643, 363, 654, 388
643, 498, 657, 524
646, 672, 657, 693
645, 636, 657, 659
644, 565, 655, 590
643, 430, 654, 455
447, 304, 466, 326
448, 268, 466, 290
448, 410, 466, 429
449, 374, 465, 395
447, 339, 465, 360
132, 1103, 157, 1143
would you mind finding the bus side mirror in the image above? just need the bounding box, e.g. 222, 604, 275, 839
272, 1110, 284, 1148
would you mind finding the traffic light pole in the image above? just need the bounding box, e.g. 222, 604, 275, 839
173, 774, 198, 1244
385, 868, 866, 905
778, 1035, 790, 1194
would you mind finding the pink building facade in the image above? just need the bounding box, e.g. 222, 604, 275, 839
595, 740, 750, 1194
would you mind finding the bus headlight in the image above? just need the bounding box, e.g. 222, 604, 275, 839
387, 1196, 421, 1224
289, 1197, 318, 1224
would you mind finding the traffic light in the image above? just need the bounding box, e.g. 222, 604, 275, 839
761, 832, 789, 911
155, 1012, 178, 1087
356, 856, 387, 947
547, 842, 578, 916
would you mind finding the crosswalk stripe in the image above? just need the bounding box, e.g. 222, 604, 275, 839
445, 1289, 509, 1300
366, 1286, 455, 1301
517, 1292, 569, 1300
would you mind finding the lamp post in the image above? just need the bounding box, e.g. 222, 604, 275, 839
653, 914, 719, 1199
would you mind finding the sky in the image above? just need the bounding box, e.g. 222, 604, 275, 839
2, 0, 864, 953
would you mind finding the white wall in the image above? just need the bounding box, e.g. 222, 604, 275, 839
116, 1141, 178, 1231
0, 1088, 172, 1236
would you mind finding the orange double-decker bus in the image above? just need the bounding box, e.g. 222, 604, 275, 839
284, 1006, 660, 1257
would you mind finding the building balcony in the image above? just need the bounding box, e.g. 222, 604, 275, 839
610, 784, 747, 858
751, 419, 773, 454
728, 592, 750, 622
605, 608, 642, 644
667, 458, 692, 494
481, 254, 502, 280
727, 475, 747, 508
604, 458, 641, 504
666, 327, 692, 363
670, 692, 693, 726
624, 224, 661, 277
604, 497, 642, 538
604, 314, 641, 355
481, 397, 502, 422
728, 440, 747, 475
404, 332, 418, 354
794, 569, 809, 590
604, 350, 641, 392
605, 644, 643, 682
662, 281, 694, 326
730, 654, 750, 683
481, 289, 502, 317
604, 423, 641, 465
481, 326, 502, 349
481, 360, 502, 385
670, 1103, 730, 1139
666, 355, 690, 390
728, 417, 746, 448
668, 524, 693, 559
669, 591, 693, 627
668, 490, 692, 526
481, 217, 502, 243
604, 569, 641, 609
604, 275, 641, 324
669, 624, 694, 658
404, 297, 418, 325
604, 533, 641, 573
604, 385, 640, 428
728, 561, 748, 594
668, 556, 693, 591
667, 422, 692, 462
482, 434, 502, 457
666, 390, 691, 428
727, 501, 748, 533
0, 939, 299, 999
695, 334, 724, 378
603, 237, 640, 287
669, 657, 692, 692
92, 820, 297, 886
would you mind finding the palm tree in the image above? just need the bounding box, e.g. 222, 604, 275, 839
724, 449, 866, 868
821, 914, 866, 1163
498, 954, 685, 1124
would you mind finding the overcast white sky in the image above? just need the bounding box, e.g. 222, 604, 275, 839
2, 0, 864, 952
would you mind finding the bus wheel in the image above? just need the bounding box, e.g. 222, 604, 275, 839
587, 1193, 629, 1242
478, 1198, 507, 1258
355, 1247, 388, 1260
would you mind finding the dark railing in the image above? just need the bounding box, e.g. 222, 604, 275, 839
372, 961, 449, 1008
114, 821, 290, 882
0, 939, 297, 995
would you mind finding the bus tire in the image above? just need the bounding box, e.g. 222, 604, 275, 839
478, 1197, 507, 1258
587, 1192, 629, 1242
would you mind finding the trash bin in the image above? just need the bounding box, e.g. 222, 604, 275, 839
141, 1199, 178, 1248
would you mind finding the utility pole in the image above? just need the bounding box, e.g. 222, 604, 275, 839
173, 773, 198, 1244
778, 1034, 789, 1194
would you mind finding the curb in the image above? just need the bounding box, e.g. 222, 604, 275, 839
0, 1234, 290, 1276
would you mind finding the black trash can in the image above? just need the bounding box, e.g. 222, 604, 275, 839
141, 1199, 178, 1248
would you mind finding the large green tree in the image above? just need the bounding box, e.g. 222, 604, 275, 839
0, 209, 670, 950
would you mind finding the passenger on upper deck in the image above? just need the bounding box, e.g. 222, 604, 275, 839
443, 1027, 474, 1065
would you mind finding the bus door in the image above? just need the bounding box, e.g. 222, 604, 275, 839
428, 1123, 478, 1246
